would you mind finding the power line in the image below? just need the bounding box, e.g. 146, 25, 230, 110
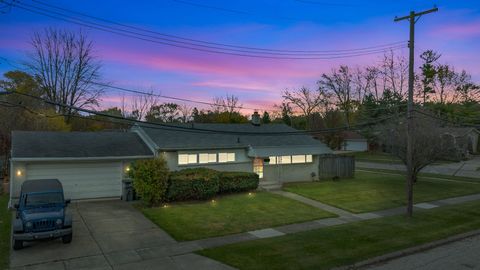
11, 1, 408, 59
29, 0, 405, 54
7, 89, 403, 136
293, 0, 359, 7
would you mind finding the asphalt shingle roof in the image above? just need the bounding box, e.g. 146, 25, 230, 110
139, 123, 330, 150
12, 131, 154, 158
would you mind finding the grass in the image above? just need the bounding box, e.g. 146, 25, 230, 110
141, 192, 336, 241
358, 168, 480, 183
0, 194, 11, 269
349, 151, 401, 164
283, 171, 480, 213
199, 200, 480, 270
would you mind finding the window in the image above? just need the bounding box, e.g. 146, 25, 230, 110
279, 156, 291, 164
199, 153, 217, 164
268, 155, 313, 165
269, 156, 277, 164
219, 152, 235, 163
292, 155, 306, 164
178, 154, 197, 165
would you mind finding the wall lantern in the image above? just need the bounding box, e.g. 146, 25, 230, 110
16, 170, 22, 176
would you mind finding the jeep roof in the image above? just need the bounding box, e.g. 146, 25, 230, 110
21, 179, 63, 193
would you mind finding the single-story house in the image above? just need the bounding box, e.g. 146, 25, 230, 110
340, 131, 368, 152
9, 115, 332, 203
440, 127, 479, 155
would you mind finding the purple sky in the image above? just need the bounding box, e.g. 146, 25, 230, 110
1, 0, 479, 113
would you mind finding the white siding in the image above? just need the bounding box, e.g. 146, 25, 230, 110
19, 162, 123, 200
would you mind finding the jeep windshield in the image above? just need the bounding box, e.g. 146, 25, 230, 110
24, 192, 64, 208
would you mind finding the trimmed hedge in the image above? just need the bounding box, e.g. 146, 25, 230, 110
218, 171, 259, 194
129, 158, 169, 207
167, 168, 219, 201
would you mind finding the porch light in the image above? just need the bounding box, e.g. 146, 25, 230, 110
125, 166, 131, 172
16, 170, 22, 176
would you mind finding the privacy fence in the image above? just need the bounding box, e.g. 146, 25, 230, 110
318, 154, 355, 179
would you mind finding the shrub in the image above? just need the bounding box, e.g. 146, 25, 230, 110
167, 168, 219, 201
129, 157, 169, 207
217, 171, 259, 194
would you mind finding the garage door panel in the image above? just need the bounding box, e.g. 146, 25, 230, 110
26, 162, 122, 200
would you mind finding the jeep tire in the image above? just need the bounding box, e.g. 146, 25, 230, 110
62, 233, 72, 244
13, 239, 23, 250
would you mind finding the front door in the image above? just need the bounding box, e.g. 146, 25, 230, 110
253, 158, 264, 179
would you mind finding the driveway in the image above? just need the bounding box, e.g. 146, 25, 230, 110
10, 200, 234, 270
366, 234, 480, 270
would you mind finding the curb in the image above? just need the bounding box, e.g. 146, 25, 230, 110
331, 229, 480, 270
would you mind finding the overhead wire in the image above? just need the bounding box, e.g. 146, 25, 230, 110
29, 0, 406, 54
10, 1, 408, 59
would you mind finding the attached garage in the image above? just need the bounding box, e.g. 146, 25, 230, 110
10, 131, 154, 203
25, 162, 123, 200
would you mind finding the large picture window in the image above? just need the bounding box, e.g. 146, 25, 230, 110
178, 154, 198, 165
268, 154, 313, 165
179, 152, 235, 165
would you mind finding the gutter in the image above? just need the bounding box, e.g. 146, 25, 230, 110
10, 155, 154, 162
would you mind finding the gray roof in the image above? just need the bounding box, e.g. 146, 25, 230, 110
12, 131, 154, 159
137, 123, 332, 152
439, 127, 480, 137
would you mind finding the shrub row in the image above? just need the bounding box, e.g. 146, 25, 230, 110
130, 158, 260, 205
167, 168, 259, 202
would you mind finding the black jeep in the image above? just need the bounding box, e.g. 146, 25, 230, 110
12, 179, 73, 250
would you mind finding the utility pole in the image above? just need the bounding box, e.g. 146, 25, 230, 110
394, 7, 438, 217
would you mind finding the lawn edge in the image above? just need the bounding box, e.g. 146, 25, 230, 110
332, 228, 480, 270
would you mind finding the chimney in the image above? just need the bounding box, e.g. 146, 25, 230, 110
251, 111, 261, 126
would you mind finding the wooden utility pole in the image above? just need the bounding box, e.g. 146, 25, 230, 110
394, 7, 438, 217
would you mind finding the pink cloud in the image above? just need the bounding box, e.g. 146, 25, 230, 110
433, 20, 480, 38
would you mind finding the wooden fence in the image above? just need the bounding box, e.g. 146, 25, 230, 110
318, 154, 355, 179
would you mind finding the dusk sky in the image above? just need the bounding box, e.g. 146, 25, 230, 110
1, 0, 479, 113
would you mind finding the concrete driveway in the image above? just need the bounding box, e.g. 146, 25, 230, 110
10, 200, 234, 270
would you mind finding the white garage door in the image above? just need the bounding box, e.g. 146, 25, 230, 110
26, 162, 122, 200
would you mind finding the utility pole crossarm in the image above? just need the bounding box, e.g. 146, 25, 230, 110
394, 7, 438, 22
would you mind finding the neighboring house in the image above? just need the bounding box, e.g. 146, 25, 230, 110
9, 114, 332, 202
340, 131, 368, 152
440, 127, 479, 157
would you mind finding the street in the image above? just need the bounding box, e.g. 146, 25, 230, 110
367, 234, 480, 270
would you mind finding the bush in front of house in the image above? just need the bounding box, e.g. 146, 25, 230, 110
217, 171, 259, 194
129, 157, 169, 207
167, 168, 219, 201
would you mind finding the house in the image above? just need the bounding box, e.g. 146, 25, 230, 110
440, 127, 479, 156
340, 131, 368, 152
9, 114, 332, 202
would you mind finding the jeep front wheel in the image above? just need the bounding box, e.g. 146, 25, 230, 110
62, 233, 72, 244
13, 239, 23, 250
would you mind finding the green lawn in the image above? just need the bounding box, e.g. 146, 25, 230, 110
0, 194, 11, 269
141, 192, 336, 241
349, 151, 401, 164
284, 171, 480, 213
199, 200, 480, 270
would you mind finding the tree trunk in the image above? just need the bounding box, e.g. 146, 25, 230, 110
406, 171, 414, 217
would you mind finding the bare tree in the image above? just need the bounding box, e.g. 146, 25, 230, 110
145, 103, 180, 123
379, 112, 445, 216
178, 103, 192, 123
282, 87, 328, 121
130, 90, 159, 120
211, 94, 242, 114
318, 66, 355, 126
379, 50, 408, 97
433, 64, 456, 104
27, 28, 104, 122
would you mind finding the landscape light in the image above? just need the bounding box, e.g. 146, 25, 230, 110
163, 204, 169, 208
